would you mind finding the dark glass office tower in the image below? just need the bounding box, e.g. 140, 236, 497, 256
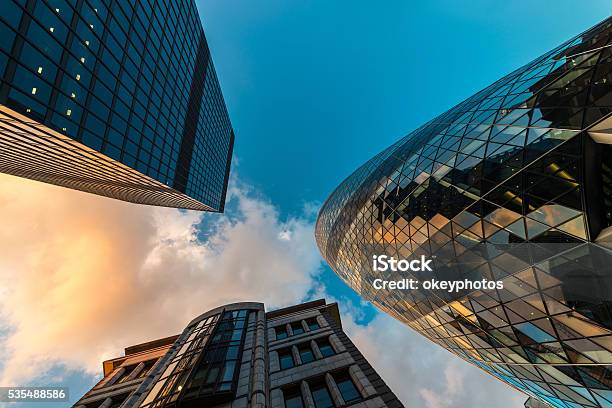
0, 0, 233, 211
317, 17, 612, 408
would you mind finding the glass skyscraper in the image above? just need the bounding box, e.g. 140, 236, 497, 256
316, 17, 612, 407
0, 0, 233, 211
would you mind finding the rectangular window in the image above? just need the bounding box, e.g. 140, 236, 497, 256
117, 366, 133, 383
283, 386, 304, 408
2, 1, 21, 30
317, 339, 335, 358
221, 360, 236, 382
291, 322, 304, 336
299, 344, 315, 364
306, 318, 320, 331
278, 349, 294, 370
309, 380, 334, 408
137, 361, 154, 379
334, 372, 361, 404
275, 326, 288, 340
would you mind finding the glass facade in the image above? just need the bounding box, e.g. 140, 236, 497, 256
316, 17, 612, 407
139, 309, 251, 407
0, 0, 233, 211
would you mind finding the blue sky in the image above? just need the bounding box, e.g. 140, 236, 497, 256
199, 0, 610, 215
194, 1, 609, 405
197, 0, 610, 322
1, 2, 610, 407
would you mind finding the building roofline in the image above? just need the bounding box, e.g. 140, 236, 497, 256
265, 299, 342, 329
124, 335, 180, 356
265, 299, 327, 319
187, 302, 265, 327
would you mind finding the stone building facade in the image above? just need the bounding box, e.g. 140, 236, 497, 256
74, 299, 403, 408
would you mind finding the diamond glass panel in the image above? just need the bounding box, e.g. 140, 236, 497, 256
316, 17, 612, 408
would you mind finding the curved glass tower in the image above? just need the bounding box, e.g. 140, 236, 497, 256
316, 17, 612, 407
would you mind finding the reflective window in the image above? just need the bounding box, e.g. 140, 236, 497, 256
306, 318, 320, 331
298, 345, 315, 364
283, 386, 304, 408
0, 0, 233, 211
314, 16, 612, 408
138, 309, 250, 407
291, 322, 304, 336
279, 349, 294, 370
275, 325, 288, 340
317, 339, 335, 358
309, 380, 334, 408
333, 372, 361, 404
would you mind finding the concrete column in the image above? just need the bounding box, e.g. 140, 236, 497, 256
292, 345, 302, 365
311, 340, 323, 359
316, 315, 327, 328
301, 319, 309, 333
301, 380, 316, 408
126, 362, 145, 381
326, 373, 345, 406
286, 323, 293, 336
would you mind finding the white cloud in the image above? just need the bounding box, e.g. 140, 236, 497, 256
0, 174, 321, 385
342, 307, 526, 408
0, 173, 526, 407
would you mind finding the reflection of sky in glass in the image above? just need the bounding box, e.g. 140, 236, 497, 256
317, 17, 612, 408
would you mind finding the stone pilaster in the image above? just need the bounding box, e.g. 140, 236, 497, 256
125, 362, 145, 382
326, 373, 345, 406
292, 345, 302, 365
250, 310, 267, 408
311, 339, 323, 359
301, 380, 316, 408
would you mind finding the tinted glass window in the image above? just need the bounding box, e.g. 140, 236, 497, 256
306, 318, 320, 331
275, 326, 288, 340
284, 386, 304, 408
317, 339, 335, 358
299, 345, 315, 364
334, 372, 361, 403
1, 0, 22, 30
291, 322, 304, 336
279, 350, 294, 370
310, 381, 334, 408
